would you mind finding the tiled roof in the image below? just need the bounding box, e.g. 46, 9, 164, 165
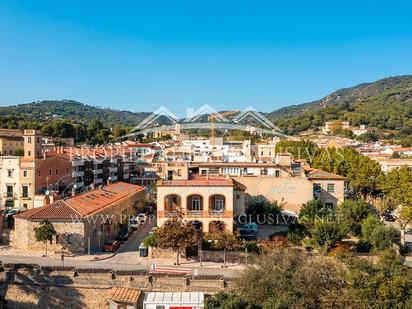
306, 169, 345, 180
15, 200, 80, 220
108, 287, 142, 303
67, 182, 143, 216
15, 182, 145, 221
158, 176, 235, 187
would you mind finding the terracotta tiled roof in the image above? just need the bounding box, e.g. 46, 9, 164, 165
108, 287, 142, 303
158, 176, 235, 187
306, 169, 345, 180
15, 182, 145, 221
15, 200, 80, 220
67, 182, 143, 216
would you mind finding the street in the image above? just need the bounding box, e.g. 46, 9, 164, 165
0, 219, 240, 278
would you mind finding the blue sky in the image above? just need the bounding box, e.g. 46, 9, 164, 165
1, 0, 412, 116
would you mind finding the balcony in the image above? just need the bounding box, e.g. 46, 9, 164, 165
109, 167, 117, 173
4, 193, 17, 199
186, 210, 203, 216
93, 169, 103, 174
209, 209, 225, 216
94, 178, 103, 184
72, 170, 84, 178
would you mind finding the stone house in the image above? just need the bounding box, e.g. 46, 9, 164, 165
11, 182, 145, 254
157, 175, 246, 233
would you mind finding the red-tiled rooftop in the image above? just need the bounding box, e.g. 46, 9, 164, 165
108, 287, 142, 303
306, 169, 345, 180
157, 176, 246, 189
16, 182, 145, 220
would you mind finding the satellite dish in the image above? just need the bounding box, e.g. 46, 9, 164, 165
45, 190, 50, 196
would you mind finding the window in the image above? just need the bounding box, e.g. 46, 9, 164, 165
36, 137, 40, 143
275, 170, 280, 177
23, 203, 27, 209
327, 183, 335, 193
55, 169, 58, 175
213, 196, 224, 211
38, 170, 41, 177
22, 185, 29, 198
67, 234, 74, 245
7, 169, 12, 177
192, 197, 201, 211
27, 137, 32, 143
6, 185, 13, 197
23, 170, 28, 177
49, 169, 52, 176
28, 151, 31, 156
56, 235, 59, 244
325, 203, 334, 210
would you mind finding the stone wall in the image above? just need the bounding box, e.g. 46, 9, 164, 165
148, 246, 186, 259
11, 218, 85, 254
201, 250, 246, 263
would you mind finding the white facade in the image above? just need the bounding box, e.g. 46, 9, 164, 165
0, 156, 21, 209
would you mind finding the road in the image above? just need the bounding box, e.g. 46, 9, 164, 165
0, 219, 239, 277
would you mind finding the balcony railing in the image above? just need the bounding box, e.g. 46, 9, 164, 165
209, 209, 225, 216
186, 210, 203, 216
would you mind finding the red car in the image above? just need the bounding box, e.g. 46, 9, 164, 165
102, 240, 120, 253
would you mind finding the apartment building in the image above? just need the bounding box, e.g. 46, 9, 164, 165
196, 154, 345, 213
0, 156, 21, 209
157, 175, 246, 233
12, 182, 145, 254
71, 151, 133, 192
371, 158, 412, 173
0, 136, 24, 156
0, 126, 24, 156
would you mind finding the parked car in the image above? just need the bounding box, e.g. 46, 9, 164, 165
117, 229, 129, 241
137, 213, 147, 224
102, 241, 120, 253
4, 209, 20, 218
239, 229, 258, 241
129, 218, 140, 230
382, 213, 397, 222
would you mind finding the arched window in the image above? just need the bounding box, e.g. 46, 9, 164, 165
209, 195, 225, 212
187, 195, 203, 212
164, 194, 181, 211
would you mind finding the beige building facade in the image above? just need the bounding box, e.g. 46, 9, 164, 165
157, 176, 246, 233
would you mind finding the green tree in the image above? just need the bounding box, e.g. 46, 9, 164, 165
299, 199, 330, 227
338, 199, 371, 236
155, 215, 200, 265
361, 215, 400, 251
34, 219, 57, 256
343, 249, 412, 308
309, 220, 345, 251
380, 166, 412, 244
204, 291, 256, 309
204, 230, 242, 268
236, 248, 347, 308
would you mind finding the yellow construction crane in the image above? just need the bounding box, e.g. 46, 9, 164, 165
207, 110, 239, 145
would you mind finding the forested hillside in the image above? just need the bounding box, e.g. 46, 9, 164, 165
268, 75, 412, 136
